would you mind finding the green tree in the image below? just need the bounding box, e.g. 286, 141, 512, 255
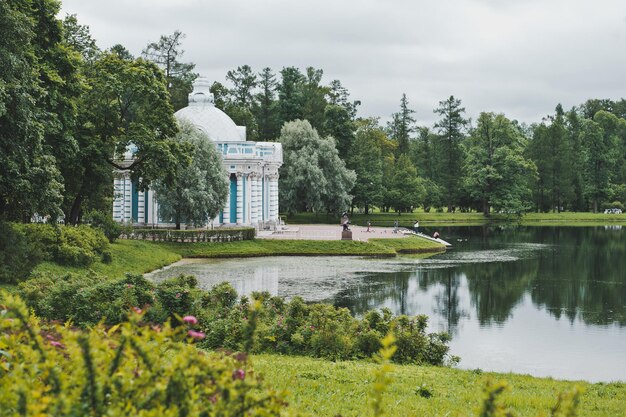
387, 154, 424, 213
387, 94, 416, 157
277, 66, 305, 125
226, 64, 257, 108
323, 104, 355, 161
62, 13, 99, 61
0, 0, 65, 221
464, 113, 536, 216
350, 119, 385, 214
581, 112, 621, 212
527, 104, 575, 212
328, 79, 360, 118
153, 120, 228, 229
433, 96, 468, 211
279, 120, 355, 214
300, 67, 329, 132
65, 53, 188, 224
142, 30, 197, 111
253, 67, 280, 141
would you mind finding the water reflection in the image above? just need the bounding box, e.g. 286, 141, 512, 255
147, 226, 626, 381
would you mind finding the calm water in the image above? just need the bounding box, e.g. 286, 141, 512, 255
148, 226, 626, 382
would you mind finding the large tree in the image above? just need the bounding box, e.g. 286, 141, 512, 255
387, 154, 424, 213
0, 0, 66, 221
226, 64, 257, 109
64, 53, 189, 224
278, 120, 355, 214
464, 113, 536, 216
142, 30, 197, 111
387, 94, 416, 157
433, 96, 468, 211
253, 67, 280, 141
277, 67, 305, 126
153, 120, 228, 229
349, 119, 385, 214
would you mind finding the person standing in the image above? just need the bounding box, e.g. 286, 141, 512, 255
413, 220, 419, 233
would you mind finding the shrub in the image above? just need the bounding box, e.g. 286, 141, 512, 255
127, 227, 256, 242
0, 222, 35, 284
55, 225, 109, 266
0, 291, 288, 416
85, 210, 123, 242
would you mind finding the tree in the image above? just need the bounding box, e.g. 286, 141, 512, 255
433, 96, 469, 211
581, 111, 622, 212
277, 67, 305, 125
226, 64, 257, 108
300, 67, 329, 132
527, 104, 575, 212
254, 67, 280, 141
279, 120, 355, 214
387, 154, 424, 213
323, 105, 355, 161
464, 113, 537, 216
153, 120, 228, 229
350, 119, 385, 214
64, 52, 189, 224
387, 94, 416, 156
142, 30, 197, 111
62, 14, 99, 61
0, 0, 65, 221
328, 79, 360, 118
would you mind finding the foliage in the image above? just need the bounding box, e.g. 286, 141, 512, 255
0, 0, 65, 221
84, 210, 122, 242
278, 120, 356, 214
152, 120, 228, 229
464, 113, 537, 215
350, 119, 385, 214
386, 154, 425, 213
387, 94, 416, 157
0, 291, 288, 416
370, 333, 397, 417
433, 95, 469, 211
128, 227, 256, 242
0, 223, 109, 283
142, 30, 197, 111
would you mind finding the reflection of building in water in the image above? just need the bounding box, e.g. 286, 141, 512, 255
604, 225, 623, 231
234, 266, 279, 297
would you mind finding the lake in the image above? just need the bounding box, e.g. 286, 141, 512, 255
147, 225, 626, 382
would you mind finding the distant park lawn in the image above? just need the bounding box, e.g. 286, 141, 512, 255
286, 210, 626, 227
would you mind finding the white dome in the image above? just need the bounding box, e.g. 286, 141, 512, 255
174, 77, 245, 142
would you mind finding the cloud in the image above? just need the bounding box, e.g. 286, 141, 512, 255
61, 0, 626, 125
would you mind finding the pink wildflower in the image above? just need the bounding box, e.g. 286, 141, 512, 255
188, 330, 205, 339
126, 283, 133, 288
50, 341, 65, 349
232, 368, 245, 380
175, 293, 182, 299
183, 315, 198, 325
132, 307, 142, 314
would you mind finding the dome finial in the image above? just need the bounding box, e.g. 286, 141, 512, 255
188, 76, 214, 106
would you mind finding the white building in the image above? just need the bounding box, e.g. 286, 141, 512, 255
112, 78, 283, 228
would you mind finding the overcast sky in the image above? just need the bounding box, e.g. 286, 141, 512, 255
60, 0, 626, 126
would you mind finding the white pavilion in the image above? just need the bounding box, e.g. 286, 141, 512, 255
112, 77, 283, 228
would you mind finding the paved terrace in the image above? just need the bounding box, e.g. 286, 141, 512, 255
257, 224, 411, 241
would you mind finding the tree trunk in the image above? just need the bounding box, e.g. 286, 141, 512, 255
483, 199, 490, 216
68, 194, 84, 225
364, 204, 369, 215
593, 200, 598, 213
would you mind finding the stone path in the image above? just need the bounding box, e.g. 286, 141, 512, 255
257, 224, 410, 241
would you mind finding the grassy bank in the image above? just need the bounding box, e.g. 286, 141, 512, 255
253, 354, 626, 416
31, 236, 443, 280
286, 211, 626, 227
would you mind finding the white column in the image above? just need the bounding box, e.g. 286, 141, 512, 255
236, 173, 243, 224
223, 180, 230, 224
124, 174, 132, 223
251, 174, 259, 224
269, 174, 279, 221
255, 174, 262, 225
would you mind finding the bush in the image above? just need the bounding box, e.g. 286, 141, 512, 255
127, 227, 256, 242
55, 225, 109, 266
0, 222, 35, 284
85, 210, 123, 242
0, 292, 288, 416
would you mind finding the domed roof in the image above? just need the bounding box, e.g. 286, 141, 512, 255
174, 77, 245, 142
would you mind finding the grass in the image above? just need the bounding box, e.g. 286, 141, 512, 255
157, 237, 443, 258
33, 240, 182, 279
29, 237, 444, 280
253, 354, 626, 417
286, 211, 626, 227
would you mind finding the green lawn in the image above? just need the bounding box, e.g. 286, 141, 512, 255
33, 240, 182, 279
253, 354, 626, 417
286, 211, 626, 227
30, 237, 443, 280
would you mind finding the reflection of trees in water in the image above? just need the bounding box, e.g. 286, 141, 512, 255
333, 226, 626, 332
529, 227, 626, 326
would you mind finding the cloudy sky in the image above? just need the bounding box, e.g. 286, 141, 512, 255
60, 0, 626, 126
